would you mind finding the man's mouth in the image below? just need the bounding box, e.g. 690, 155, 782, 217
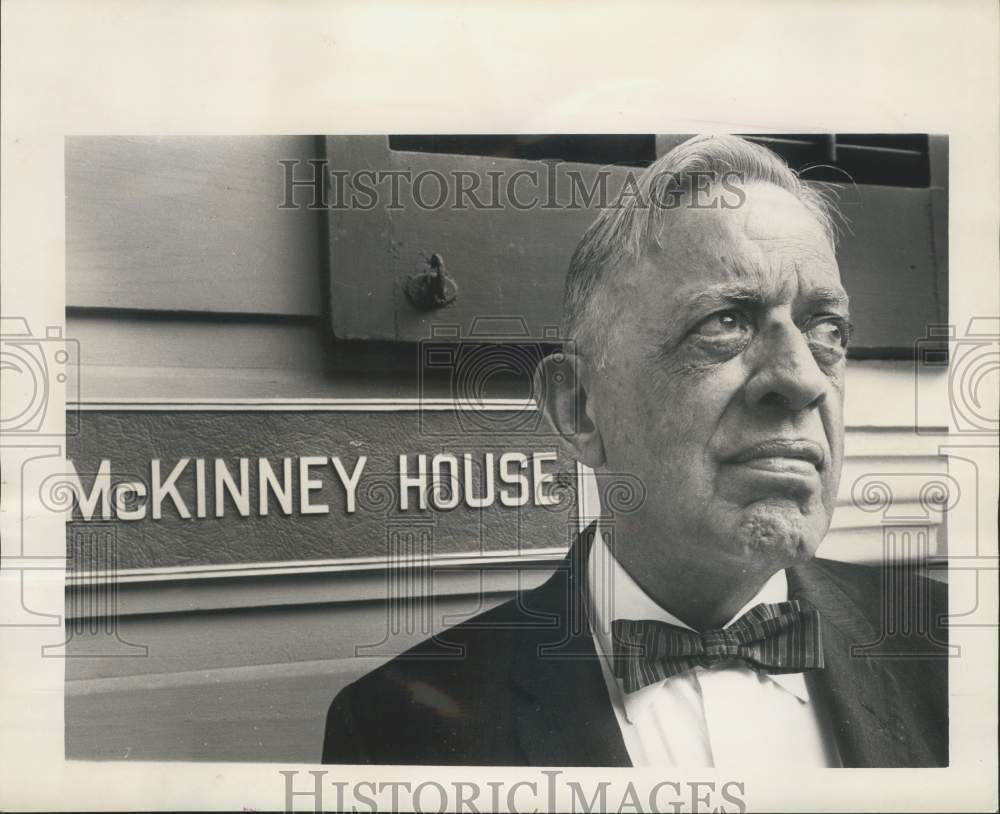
726, 439, 825, 475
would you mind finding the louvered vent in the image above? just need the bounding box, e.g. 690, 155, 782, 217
742, 134, 931, 187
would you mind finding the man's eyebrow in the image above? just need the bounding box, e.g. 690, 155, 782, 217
682, 283, 766, 312
681, 283, 850, 313
804, 286, 851, 312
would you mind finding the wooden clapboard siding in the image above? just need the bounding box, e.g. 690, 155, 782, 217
66, 136, 324, 316
65, 313, 433, 400
63, 558, 555, 681
68, 315, 326, 373
66, 310, 951, 424
64, 596, 515, 763
64, 571, 523, 762
66, 658, 357, 762
64, 553, 565, 628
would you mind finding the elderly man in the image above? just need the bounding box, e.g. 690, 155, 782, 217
322, 135, 948, 768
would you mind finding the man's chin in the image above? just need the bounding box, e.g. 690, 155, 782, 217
731, 499, 824, 563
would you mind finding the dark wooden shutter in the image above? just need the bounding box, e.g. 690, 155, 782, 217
326, 134, 947, 359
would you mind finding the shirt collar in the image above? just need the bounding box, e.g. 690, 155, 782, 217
586, 523, 810, 703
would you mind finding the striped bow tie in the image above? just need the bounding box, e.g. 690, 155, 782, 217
611, 600, 824, 694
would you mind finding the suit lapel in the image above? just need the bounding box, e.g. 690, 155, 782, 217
509, 525, 631, 766
507, 535, 942, 767
787, 561, 921, 767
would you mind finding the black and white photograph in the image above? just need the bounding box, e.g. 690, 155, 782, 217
1, 3, 997, 813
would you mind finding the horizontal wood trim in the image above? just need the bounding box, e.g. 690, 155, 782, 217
69, 548, 569, 582
66, 314, 423, 399
67, 315, 327, 371
65, 539, 943, 620
63, 590, 510, 683
818, 528, 944, 563
65, 551, 562, 619
72, 398, 539, 411
66, 361, 951, 425
66, 136, 324, 316
69, 364, 424, 401
829, 501, 946, 529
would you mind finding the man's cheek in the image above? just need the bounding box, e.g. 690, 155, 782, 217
666, 379, 738, 444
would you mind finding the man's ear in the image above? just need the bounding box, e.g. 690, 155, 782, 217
535, 351, 606, 468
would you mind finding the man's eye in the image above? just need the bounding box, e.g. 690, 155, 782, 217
805, 318, 849, 352
693, 310, 751, 339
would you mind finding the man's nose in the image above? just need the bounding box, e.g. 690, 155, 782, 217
744, 322, 829, 412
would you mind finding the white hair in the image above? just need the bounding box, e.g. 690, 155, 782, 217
562, 134, 843, 365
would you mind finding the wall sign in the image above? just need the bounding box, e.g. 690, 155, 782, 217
63, 405, 578, 572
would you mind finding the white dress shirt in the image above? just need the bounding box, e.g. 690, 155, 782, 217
586, 529, 841, 768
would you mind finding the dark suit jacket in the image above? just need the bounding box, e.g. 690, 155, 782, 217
323, 526, 948, 767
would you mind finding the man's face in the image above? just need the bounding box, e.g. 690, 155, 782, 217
589, 182, 848, 577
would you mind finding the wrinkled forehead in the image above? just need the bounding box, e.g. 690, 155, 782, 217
618, 182, 843, 311
660, 181, 834, 261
